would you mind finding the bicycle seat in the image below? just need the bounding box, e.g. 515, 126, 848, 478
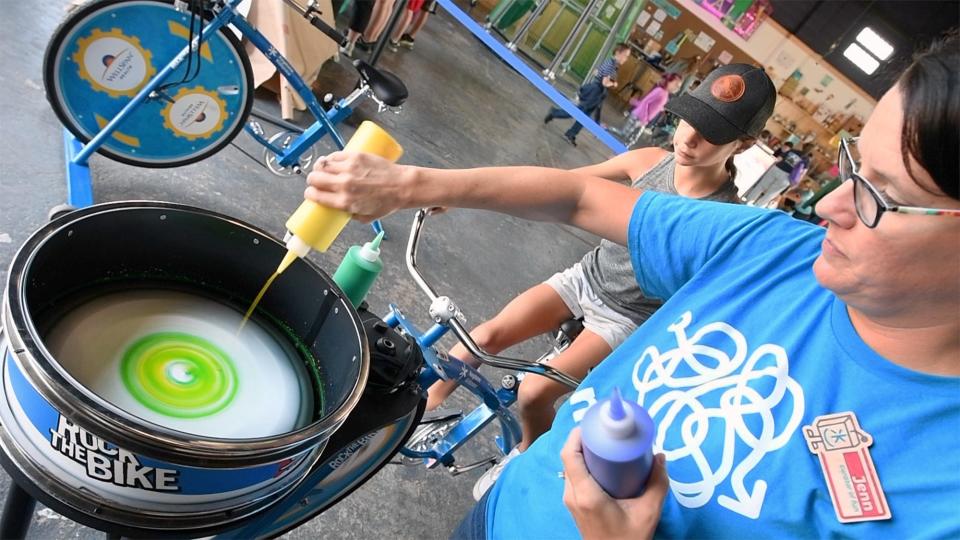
353, 60, 408, 107
559, 318, 585, 342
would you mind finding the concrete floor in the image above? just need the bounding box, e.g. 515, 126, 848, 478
0, 1, 622, 538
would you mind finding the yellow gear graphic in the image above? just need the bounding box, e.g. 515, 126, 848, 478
161, 86, 229, 141
72, 28, 156, 98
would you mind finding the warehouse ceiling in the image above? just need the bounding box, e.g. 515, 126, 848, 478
768, 0, 958, 99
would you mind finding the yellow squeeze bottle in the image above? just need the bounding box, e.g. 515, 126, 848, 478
238, 122, 402, 333
277, 121, 403, 274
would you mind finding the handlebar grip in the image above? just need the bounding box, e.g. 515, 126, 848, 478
307, 15, 347, 46
405, 209, 582, 390
281, 0, 347, 46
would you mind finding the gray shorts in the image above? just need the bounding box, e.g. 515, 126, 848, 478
544, 263, 637, 350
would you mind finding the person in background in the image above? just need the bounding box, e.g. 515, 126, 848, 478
745, 141, 813, 205
777, 142, 813, 175
339, 0, 375, 57
302, 33, 959, 539
386, 0, 423, 50
544, 43, 632, 146
758, 129, 772, 146
794, 176, 842, 223
362, 0, 396, 48
773, 140, 793, 158
612, 73, 683, 146
391, 0, 433, 50
778, 177, 818, 213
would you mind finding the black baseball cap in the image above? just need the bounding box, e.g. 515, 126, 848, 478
665, 63, 776, 145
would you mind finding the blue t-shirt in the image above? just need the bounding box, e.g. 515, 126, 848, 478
487, 192, 960, 539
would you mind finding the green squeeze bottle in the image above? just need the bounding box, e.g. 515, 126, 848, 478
333, 231, 385, 307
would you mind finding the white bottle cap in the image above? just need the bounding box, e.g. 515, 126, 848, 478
358, 231, 385, 263
284, 234, 311, 258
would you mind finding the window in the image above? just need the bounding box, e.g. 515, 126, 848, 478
843, 43, 880, 75
843, 27, 894, 75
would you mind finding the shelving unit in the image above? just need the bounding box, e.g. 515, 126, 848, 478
765, 93, 843, 175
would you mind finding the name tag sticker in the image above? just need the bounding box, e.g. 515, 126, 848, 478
803, 411, 892, 523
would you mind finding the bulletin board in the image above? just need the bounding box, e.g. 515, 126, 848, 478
631, 1, 756, 68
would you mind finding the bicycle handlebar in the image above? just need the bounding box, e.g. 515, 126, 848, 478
405, 209, 581, 390
281, 0, 347, 46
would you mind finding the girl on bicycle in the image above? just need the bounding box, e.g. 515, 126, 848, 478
421, 63, 776, 498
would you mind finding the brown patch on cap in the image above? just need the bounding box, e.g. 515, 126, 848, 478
711, 75, 746, 102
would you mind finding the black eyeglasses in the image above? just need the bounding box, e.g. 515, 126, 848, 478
838, 138, 960, 228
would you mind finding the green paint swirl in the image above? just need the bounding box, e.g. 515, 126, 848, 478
120, 332, 238, 418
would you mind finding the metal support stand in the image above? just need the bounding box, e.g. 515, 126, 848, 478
532, 2, 565, 52
505, 0, 550, 51
64, 129, 95, 209
0, 483, 36, 540
559, 19, 595, 77
541, 0, 602, 80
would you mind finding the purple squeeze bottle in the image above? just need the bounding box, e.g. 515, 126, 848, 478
580, 386, 656, 499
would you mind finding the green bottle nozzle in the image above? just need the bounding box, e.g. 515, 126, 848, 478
359, 231, 385, 262
371, 230, 385, 250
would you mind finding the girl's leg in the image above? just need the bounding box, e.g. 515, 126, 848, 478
515, 329, 611, 450
426, 283, 574, 410
364, 0, 396, 42
391, 10, 413, 42
343, 0, 374, 54
407, 10, 429, 36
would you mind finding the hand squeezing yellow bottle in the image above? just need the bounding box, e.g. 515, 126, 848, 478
277, 121, 403, 274
239, 122, 402, 332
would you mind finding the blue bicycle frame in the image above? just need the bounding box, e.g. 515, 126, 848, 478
74, 0, 343, 166
385, 305, 522, 465
64, 0, 383, 232
376, 208, 581, 472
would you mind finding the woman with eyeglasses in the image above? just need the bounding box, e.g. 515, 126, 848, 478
304, 33, 958, 538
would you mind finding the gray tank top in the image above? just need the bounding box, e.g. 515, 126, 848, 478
579, 154, 740, 325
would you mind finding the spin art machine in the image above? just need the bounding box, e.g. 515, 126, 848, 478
0, 201, 425, 538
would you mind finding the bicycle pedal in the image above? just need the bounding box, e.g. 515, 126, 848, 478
447, 456, 497, 476
420, 408, 463, 424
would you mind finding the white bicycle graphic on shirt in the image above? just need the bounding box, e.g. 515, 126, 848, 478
570, 310, 805, 520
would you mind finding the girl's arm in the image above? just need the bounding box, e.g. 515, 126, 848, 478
573, 147, 668, 184
305, 152, 643, 245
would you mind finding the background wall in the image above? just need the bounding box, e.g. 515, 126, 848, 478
629, 0, 755, 67
673, 0, 876, 121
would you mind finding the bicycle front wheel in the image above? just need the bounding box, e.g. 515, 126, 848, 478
44, 0, 254, 168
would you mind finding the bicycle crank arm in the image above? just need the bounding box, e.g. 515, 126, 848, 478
446, 456, 499, 477
420, 408, 463, 424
